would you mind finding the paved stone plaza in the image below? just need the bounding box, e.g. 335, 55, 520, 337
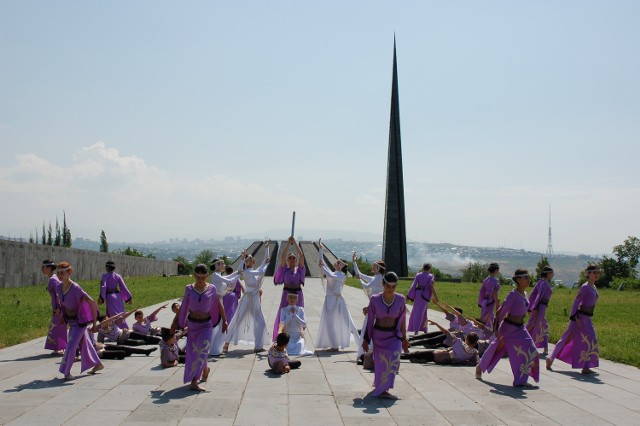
1, 278, 639, 425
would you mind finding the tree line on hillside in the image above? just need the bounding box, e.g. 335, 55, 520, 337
28, 211, 72, 248
458, 236, 640, 290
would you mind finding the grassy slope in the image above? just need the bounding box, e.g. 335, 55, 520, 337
345, 278, 640, 368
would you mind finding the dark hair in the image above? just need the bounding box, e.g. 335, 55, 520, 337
423, 263, 432, 271
225, 266, 234, 275
171, 302, 180, 310
276, 332, 290, 347
453, 307, 464, 314
512, 269, 529, 281
97, 314, 107, 322
106, 260, 116, 271
339, 260, 348, 274
375, 260, 386, 274
210, 258, 223, 271
586, 264, 600, 273
160, 327, 174, 343
383, 271, 398, 284
42, 259, 56, 270
488, 263, 499, 273
194, 264, 208, 275
466, 332, 479, 348
134, 310, 143, 318
540, 266, 554, 278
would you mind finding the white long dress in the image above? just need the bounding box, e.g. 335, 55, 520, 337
316, 264, 360, 349
279, 305, 313, 356
209, 269, 241, 356
353, 262, 384, 357
225, 251, 270, 349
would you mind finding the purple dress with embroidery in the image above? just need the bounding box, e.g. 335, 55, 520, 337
479, 289, 540, 386
132, 314, 159, 335
526, 279, 553, 350
56, 282, 101, 376
45, 274, 67, 351
363, 293, 407, 396
100, 271, 133, 328
550, 283, 599, 369
178, 284, 220, 384
272, 264, 305, 340
478, 276, 500, 328
407, 271, 435, 333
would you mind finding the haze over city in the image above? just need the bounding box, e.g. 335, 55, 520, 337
2, 2, 639, 256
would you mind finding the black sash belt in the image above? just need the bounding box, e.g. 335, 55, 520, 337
187, 315, 211, 323
503, 318, 524, 327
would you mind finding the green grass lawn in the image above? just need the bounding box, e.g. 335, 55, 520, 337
2, 276, 639, 368
0, 275, 191, 348
345, 278, 640, 368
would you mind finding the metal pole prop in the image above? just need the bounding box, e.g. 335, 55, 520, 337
291, 211, 296, 237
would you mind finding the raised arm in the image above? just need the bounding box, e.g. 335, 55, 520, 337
427, 320, 451, 335
291, 237, 304, 266
149, 304, 168, 319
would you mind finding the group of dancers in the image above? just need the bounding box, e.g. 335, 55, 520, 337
41, 241, 602, 398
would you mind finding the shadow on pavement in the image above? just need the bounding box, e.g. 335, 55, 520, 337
553, 370, 603, 384
150, 387, 199, 404
4, 378, 73, 392
352, 393, 397, 414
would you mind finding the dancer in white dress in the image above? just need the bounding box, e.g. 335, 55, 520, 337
352, 254, 386, 361
316, 241, 360, 350
223, 244, 271, 353
209, 258, 241, 356
279, 293, 313, 356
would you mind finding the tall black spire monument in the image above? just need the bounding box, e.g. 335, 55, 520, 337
382, 38, 408, 277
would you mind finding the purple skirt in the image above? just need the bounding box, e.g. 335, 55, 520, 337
407, 297, 429, 333
371, 329, 402, 396
550, 314, 599, 369
526, 305, 549, 350
45, 313, 67, 351
59, 322, 101, 376
183, 318, 213, 383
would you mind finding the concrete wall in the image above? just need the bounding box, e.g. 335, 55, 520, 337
0, 240, 177, 288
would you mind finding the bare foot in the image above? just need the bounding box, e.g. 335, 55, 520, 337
378, 391, 398, 400
222, 342, 229, 353
546, 358, 553, 371
89, 364, 104, 375
201, 366, 210, 382
475, 365, 482, 379
64, 374, 75, 381
189, 381, 205, 391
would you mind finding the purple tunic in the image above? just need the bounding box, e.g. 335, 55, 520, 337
478, 276, 500, 328
479, 289, 540, 386
132, 314, 159, 335
55, 282, 101, 376
272, 264, 305, 340
526, 279, 553, 350
550, 283, 599, 369
407, 272, 435, 332
364, 293, 406, 396
178, 284, 220, 384
100, 272, 133, 328
45, 275, 67, 351
222, 279, 242, 324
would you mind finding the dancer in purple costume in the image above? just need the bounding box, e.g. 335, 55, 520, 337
178, 264, 228, 391
407, 263, 438, 334
272, 236, 305, 340
223, 266, 243, 324
477, 263, 501, 328
98, 261, 133, 329
547, 265, 600, 374
42, 260, 67, 354
132, 304, 167, 336
476, 269, 540, 387
361, 272, 410, 399
526, 266, 554, 354
55, 262, 103, 380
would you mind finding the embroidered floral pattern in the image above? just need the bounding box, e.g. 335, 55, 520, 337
378, 350, 401, 388
579, 333, 599, 364
534, 322, 548, 344
514, 344, 538, 377
189, 337, 211, 377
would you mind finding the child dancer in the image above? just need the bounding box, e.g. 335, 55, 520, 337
278, 292, 312, 356
272, 236, 306, 340
42, 259, 66, 355
268, 332, 301, 374
132, 304, 167, 336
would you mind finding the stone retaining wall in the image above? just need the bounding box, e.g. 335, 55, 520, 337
0, 240, 177, 288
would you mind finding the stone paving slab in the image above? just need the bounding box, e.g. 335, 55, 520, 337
1, 277, 640, 425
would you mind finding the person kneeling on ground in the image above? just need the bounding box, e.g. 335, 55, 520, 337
268, 332, 301, 374
402, 320, 479, 366
160, 327, 186, 368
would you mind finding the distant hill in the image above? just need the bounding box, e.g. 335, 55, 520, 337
70, 236, 598, 286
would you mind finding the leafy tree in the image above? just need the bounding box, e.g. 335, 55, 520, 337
62, 212, 71, 247
430, 266, 452, 280
613, 236, 640, 277
47, 223, 53, 245
173, 256, 193, 275
99, 230, 109, 253
535, 256, 550, 282
460, 261, 487, 283
194, 249, 215, 266
54, 218, 61, 246
113, 246, 155, 258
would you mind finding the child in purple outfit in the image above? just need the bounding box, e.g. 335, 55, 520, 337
42, 259, 67, 355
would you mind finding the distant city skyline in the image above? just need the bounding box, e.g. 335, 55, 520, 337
2, 2, 639, 256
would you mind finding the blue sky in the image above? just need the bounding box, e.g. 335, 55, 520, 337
1, 1, 639, 255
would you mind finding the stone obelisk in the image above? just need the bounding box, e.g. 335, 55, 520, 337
382, 38, 408, 277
